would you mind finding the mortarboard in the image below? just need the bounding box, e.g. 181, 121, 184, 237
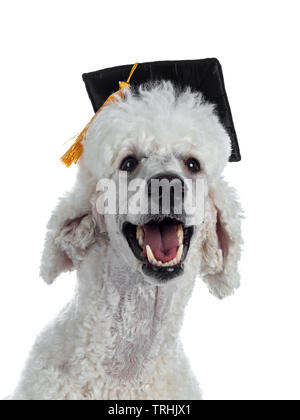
61, 59, 241, 166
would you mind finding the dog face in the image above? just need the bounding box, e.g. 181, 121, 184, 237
41, 82, 242, 298
93, 148, 205, 284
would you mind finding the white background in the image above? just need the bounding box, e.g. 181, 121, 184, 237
0, 0, 299, 400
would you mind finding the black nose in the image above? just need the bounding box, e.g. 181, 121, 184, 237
147, 173, 185, 212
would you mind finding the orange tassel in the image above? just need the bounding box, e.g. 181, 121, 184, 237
61, 63, 139, 167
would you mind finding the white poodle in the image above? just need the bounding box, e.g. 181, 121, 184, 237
11, 81, 242, 400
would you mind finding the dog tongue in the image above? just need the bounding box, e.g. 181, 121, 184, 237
141, 221, 179, 263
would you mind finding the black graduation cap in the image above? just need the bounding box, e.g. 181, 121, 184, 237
82, 59, 241, 162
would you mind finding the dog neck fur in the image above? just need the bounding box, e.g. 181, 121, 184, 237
75, 239, 197, 388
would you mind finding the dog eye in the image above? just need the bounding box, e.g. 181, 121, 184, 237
120, 155, 139, 172
185, 157, 201, 173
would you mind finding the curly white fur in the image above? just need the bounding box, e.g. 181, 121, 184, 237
11, 82, 242, 400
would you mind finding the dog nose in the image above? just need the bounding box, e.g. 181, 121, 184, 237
147, 173, 185, 212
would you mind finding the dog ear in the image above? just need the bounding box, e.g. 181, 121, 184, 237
40, 172, 98, 284
200, 178, 243, 299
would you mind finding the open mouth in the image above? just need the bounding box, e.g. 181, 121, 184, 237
123, 218, 193, 282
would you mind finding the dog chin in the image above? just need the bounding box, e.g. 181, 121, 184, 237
122, 216, 194, 283
141, 262, 185, 285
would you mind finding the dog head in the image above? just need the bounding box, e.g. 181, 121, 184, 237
40, 82, 242, 298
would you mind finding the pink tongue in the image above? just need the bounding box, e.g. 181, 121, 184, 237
141, 222, 180, 263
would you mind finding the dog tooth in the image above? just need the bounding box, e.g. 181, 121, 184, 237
146, 245, 155, 263
176, 244, 183, 262
177, 225, 183, 245
136, 226, 144, 247
136, 226, 141, 240
157, 261, 162, 266
146, 246, 160, 267
177, 224, 183, 234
